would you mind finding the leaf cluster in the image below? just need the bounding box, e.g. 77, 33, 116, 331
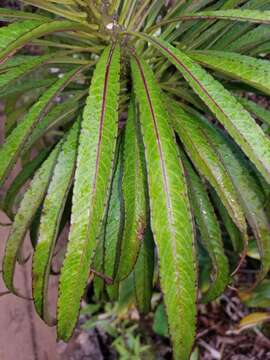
1, 1, 270, 359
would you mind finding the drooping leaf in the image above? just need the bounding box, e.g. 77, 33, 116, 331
132, 34, 270, 184
0, 66, 83, 187
189, 51, 270, 96
32, 122, 79, 325
169, 100, 247, 237
2, 142, 62, 293
197, 119, 270, 283
131, 54, 197, 360
0, 78, 55, 98
227, 24, 270, 53
0, 7, 47, 21
104, 145, 124, 282
24, 95, 82, 152
237, 97, 270, 128
116, 98, 148, 281
57, 44, 120, 341
0, 19, 89, 65
149, 10, 270, 31
182, 154, 229, 302
133, 227, 154, 313
210, 189, 243, 253
2, 148, 50, 217
0, 54, 53, 92
93, 142, 123, 301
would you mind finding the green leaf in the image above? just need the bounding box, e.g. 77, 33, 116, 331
133, 227, 154, 313
131, 55, 196, 360
237, 97, 270, 128
182, 154, 229, 302
24, 95, 82, 152
239, 280, 270, 308
210, 189, 243, 253
0, 66, 83, 187
153, 303, 169, 337
2, 148, 50, 217
0, 54, 52, 92
2, 142, 62, 293
198, 120, 270, 283
0, 78, 55, 98
0, 7, 47, 21
0, 19, 85, 65
104, 148, 124, 281
227, 24, 270, 53
169, 101, 247, 237
116, 98, 148, 281
57, 44, 120, 341
150, 10, 270, 31
189, 51, 270, 96
32, 122, 79, 325
93, 143, 123, 301
132, 34, 270, 184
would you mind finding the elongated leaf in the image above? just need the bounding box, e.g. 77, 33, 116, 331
93, 145, 123, 301
210, 189, 243, 253
0, 66, 83, 187
198, 120, 270, 283
32, 122, 79, 325
169, 100, 247, 236
57, 44, 120, 341
0, 54, 52, 91
132, 34, 270, 184
237, 97, 270, 128
149, 10, 270, 31
0, 7, 47, 21
0, 19, 85, 65
2, 149, 50, 217
133, 227, 154, 313
104, 149, 124, 281
227, 24, 270, 53
182, 154, 229, 302
131, 55, 196, 360
3, 142, 62, 293
189, 51, 270, 96
0, 78, 55, 98
24, 96, 81, 152
116, 98, 148, 281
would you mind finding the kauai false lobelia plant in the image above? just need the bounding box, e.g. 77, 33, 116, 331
1, 0, 270, 358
